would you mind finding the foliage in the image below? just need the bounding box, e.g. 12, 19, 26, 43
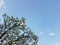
0, 14, 38, 45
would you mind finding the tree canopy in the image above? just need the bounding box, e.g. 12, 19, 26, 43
0, 14, 38, 45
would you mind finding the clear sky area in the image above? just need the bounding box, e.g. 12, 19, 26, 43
0, 0, 60, 45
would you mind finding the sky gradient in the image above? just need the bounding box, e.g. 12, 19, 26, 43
0, 0, 60, 45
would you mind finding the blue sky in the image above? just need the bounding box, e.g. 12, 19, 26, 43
0, 0, 60, 45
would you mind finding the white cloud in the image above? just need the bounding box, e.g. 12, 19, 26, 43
54, 42, 60, 45
40, 32, 43, 35
0, 0, 5, 8
49, 32, 55, 36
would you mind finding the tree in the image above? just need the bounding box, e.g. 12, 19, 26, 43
0, 14, 38, 45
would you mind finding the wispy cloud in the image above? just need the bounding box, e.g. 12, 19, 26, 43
54, 42, 60, 45
40, 32, 43, 35
0, 0, 5, 8
49, 32, 55, 36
